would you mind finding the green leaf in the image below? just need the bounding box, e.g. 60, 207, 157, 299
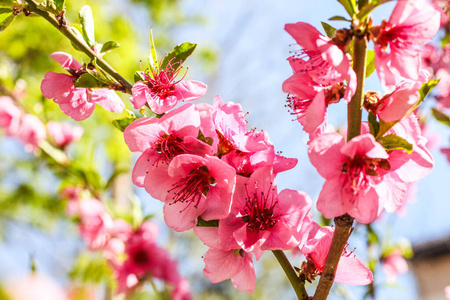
0, 8, 11, 13
328, 15, 351, 22
160, 42, 197, 72
74, 73, 110, 89
368, 112, 379, 136
365, 50, 375, 78
337, 0, 357, 17
79, 5, 96, 47
431, 108, 450, 127
112, 116, 137, 132
100, 40, 120, 53
418, 78, 440, 105
0, 0, 17, 7
69, 253, 115, 287
321, 21, 336, 38
54, 0, 65, 11
0, 12, 14, 32
377, 134, 413, 153
357, 0, 393, 21
149, 27, 158, 70
134, 71, 146, 83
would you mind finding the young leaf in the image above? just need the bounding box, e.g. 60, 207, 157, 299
337, 0, 357, 17
418, 78, 440, 105
100, 41, 120, 53
366, 50, 375, 78
0, 8, 11, 13
328, 15, 351, 22
134, 71, 146, 83
377, 134, 413, 153
0, 12, 14, 32
74, 73, 110, 89
112, 116, 137, 132
79, 5, 96, 48
160, 42, 197, 72
431, 108, 450, 127
149, 27, 158, 69
368, 112, 379, 136
54, 0, 65, 11
321, 21, 336, 38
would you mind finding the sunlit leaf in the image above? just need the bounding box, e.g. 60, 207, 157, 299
321, 21, 336, 38
431, 108, 450, 126
79, 5, 96, 47
74, 72, 110, 88
377, 134, 413, 153
112, 115, 137, 132
100, 40, 120, 53
160, 42, 197, 72
328, 15, 351, 22
365, 50, 375, 78
0, 12, 15, 32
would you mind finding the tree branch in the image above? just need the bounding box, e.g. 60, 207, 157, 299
24, 0, 132, 93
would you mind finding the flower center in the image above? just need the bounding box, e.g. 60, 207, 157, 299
341, 155, 390, 197
240, 182, 280, 232
168, 165, 216, 210
132, 249, 150, 266
153, 133, 186, 165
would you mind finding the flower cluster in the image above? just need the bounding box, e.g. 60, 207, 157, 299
124, 92, 373, 291
284, 0, 437, 224
62, 188, 191, 299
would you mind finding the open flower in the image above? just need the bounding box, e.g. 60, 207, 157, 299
145, 154, 236, 232
308, 133, 390, 223
41, 52, 124, 121
0, 96, 22, 136
130, 59, 207, 114
283, 22, 356, 134
372, 0, 440, 89
218, 167, 312, 260
301, 226, 373, 285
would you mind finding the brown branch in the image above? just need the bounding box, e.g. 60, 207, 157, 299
313, 214, 354, 300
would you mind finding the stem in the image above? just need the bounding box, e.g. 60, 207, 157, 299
272, 250, 308, 300
24, 0, 132, 93
313, 31, 368, 300
347, 35, 368, 141
313, 215, 354, 300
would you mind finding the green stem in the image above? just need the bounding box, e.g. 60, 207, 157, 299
24, 0, 132, 93
347, 35, 368, 141
272, 250, 308, 300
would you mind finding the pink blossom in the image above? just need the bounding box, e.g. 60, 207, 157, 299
17, 114, 46, 152
301, 226, 373, 285
124, 103, 215, 189
382, 251, 408, 283
194, 226, 256, 294
373, 0, 440, 89
283, 22, 356, 134
436, 69, 450, 109
46, 121, 83, 148
218, 167, 312, 260
145, 154, 236, 232
284, 22, 356, 89
130, 59, 207, 114
308, 132, 390, 223
0, 96, 22, 136
41, 52, 124, 121
366, 71, 429, 122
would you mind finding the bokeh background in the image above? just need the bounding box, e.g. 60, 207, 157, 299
0, 0, 449, 299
